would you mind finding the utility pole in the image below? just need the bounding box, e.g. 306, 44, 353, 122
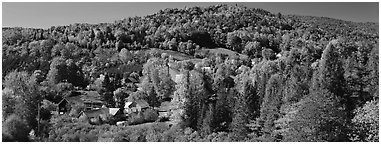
37, 101, 40, 140
37, 95, 41, 141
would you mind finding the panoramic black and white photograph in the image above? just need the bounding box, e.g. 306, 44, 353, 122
2, 1, 379, 142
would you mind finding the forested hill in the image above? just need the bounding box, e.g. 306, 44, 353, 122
2, 4, 379, 142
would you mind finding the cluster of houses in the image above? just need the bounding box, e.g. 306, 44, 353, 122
57, 90, 155, 125
57, 90, 173, 125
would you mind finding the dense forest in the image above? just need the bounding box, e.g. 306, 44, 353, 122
2, 4, 379, 142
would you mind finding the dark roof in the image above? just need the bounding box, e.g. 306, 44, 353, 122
68, 91, 82, 97
135, 99, 149, 108
59, 91, 103, 105
158, 101, 171, 111
77, 91, 103, 103
78, 90, 102, 99
125, 99, 150, 109
65, 96, 85, 104
223, 76, 235, 88
127, 77, 139, 83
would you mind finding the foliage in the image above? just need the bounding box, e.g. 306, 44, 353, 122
350, 100, 379, 142
113, 88, 128, 108
284, 89, 347, 142
48, 114, 111, 142
3, 71, 41, 135
2, 114, 31, 142
259, 74, 284, 141
2, 4, 378, 142
127, 109, 159, 125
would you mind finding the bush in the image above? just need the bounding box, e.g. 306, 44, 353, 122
143, 108, 159, 122
160, 125, 183, 142
97, 131, 116, 142
350, 100, 379, 142
47, 114, 112, 142
127, 112, 145, 125
203, 132, 232, 142
127, 108, 159, 125
2, 133, 13, 142
2, 114, 31, 142
97, 122, 171, 142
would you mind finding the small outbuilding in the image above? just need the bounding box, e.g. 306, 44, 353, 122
157, 101, 171, 119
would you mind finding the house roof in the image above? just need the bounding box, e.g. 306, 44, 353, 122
108, 108, 120, 116
80, 108, 108, 118
78, 91, 103, 103
59, 91, 103, 105
136, 99, 149, 108
65, 96, 85, 104
83, 91, 101, 97
125, 101, 134, 109
124, 99, 150, 109
79, 108, 121, 118
82, 98, 103, 104
158, 101, 171, 111
127, 77, 139, 83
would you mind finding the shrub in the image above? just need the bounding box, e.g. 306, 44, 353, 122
350, 100, 379, 142
143, 108, 159, 122
127, 112, 145, 125
126, 108, 159, 125
2, 114, 30, 142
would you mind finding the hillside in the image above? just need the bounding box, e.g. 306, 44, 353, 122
2, 4, 378, 142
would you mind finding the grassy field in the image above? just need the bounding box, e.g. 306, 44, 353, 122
147, 48, 195, 61
199, 48, 249, 59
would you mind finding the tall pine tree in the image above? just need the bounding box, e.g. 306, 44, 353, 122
230, 69, 253, 141
259, 74, 284, 141
286, 41, 349, 141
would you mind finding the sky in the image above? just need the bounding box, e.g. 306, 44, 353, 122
2, 2, 379, 29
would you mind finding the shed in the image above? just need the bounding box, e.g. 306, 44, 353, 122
158, 101, 172, 118
57, 96, 85, 115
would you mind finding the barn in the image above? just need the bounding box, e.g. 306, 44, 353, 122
57, 91, 103, 115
